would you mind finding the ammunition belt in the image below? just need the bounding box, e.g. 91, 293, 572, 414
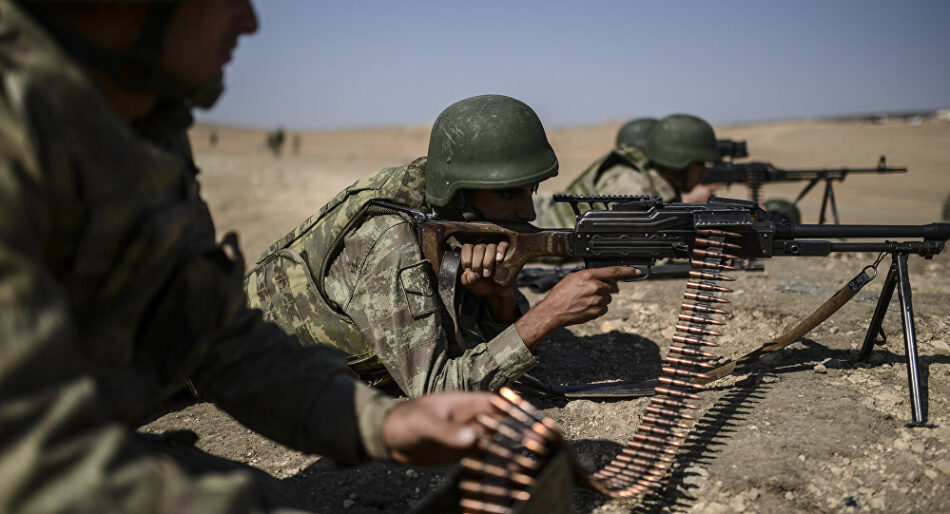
458, 229, 743, 512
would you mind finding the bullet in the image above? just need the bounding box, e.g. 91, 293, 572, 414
659, 376, 708, 390
489, 396, 559, 442
693, 248, 740, 261
669, 345, 717, 359
461, 457, 534, 486
459, 480, 531, 502
696, 229, 743, 239
625, 440, 678, 457
665, 355, 716, 369
662, 366, 712, 380
459, 498, 517, 514
498, 387, 547, 424
688, 270, 736, 282
695, 237, 742, 250
690, 258, 737, 271
634, 431, 684, 447
615, 453, 671, 469
650, 396, 698, 410
681, 302, 729, 315
655, 385, 702, 400
475, 414, 549, 455
477, 439, 541, 471
639, 423, 689, 439
677, 313, 725, 326
647, 405, 696, 419
675, 323, 722, 337
684, 291, 730, 304
642, 414, 691, 430
686, 280, 733, 293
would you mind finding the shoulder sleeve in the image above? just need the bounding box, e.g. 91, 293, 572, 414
339, 217, 537, 396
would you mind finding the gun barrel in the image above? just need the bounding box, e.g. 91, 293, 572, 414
778, 223, 950, 240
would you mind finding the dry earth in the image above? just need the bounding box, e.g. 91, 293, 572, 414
142, 118, 950, 513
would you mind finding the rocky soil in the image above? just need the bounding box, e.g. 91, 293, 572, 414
142, 119, 950, 512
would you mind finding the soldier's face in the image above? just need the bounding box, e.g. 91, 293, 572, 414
466, 186, 537, 223
160, 0, 259, 84
684, 162, 708, 190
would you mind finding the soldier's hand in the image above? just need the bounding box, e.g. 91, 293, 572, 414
515, 266, 641, 350
382, 392, 496, 465
681, 183, 724, 203
460, 241, 511, 297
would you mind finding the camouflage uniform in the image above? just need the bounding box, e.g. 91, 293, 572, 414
247, 159, 537, 397
534, 145, 676, 228
0, 3, 395, 512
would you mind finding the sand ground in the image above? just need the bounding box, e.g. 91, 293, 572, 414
143, 118, 950, 513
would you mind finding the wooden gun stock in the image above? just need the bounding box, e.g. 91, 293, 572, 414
420, 220, 574, 288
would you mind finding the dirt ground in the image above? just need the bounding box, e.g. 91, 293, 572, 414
142, 118, 950, 513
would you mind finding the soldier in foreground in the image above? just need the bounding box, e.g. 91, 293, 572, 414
535, 114, 724, 228
0, 1, 503, 511
246, 94, 637, 397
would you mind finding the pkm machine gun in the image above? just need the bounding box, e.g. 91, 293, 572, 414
703, 155, 907, 224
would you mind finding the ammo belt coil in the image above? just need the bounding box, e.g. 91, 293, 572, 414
459, 230, 743, 512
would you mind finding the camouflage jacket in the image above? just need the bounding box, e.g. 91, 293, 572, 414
0, 3, 395, 512
535, 145, 675, 228
247, 161, 537, 397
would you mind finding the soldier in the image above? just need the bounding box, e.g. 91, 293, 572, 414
246, 94, 638, 398
535, 114, 723, 228
0, 1, 503, 512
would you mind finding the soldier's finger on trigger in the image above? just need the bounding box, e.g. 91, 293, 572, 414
496, 240, 509, 261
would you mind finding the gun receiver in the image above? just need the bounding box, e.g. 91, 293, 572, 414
419, 195, 949, 288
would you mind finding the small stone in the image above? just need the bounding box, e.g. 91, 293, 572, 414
814, 363, 828, 373
342, 499, 355, 509
728, 495, 746, 512
703, 502, 729, 514
406, 469, 419, 479
911, 442, 925, 453
784, 491, 795, 500
830, 326, 840, 334
934, 460, 950, 475
830, 465, 844, 476
798, 454, 806, 462
924, 469, 938, 480
893, 438, 909, 451
869, 497, 885, 510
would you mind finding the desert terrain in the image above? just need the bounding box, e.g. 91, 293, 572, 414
143, 117, 950, 513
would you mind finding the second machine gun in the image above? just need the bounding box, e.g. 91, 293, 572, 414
703, 150, 907, 224
417, 194, 950, 425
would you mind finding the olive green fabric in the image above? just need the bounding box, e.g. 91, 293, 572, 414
247, 161, 537, 396
645, 113, 719, 170
615, 117, 658, 149
426, 95, 558, 207
0, 3, 396, 512
533, 147, 675, 228
246, 159, 430, 384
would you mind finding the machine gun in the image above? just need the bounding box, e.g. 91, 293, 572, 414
416, 194, 949, 425
703, 155, 907, 224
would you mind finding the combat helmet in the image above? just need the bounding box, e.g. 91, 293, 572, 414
426, 95, 559, 207
616, 117, 658, 150
764, 198, 802, 224
645, 114, 719, 170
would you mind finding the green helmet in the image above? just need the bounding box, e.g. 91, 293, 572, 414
426, 95, 558, 207
645, 114, 719, 170
616, 117, 657, 150
764, 198, 802, 224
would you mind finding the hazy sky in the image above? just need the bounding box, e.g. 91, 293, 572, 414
198, 0, 950, 130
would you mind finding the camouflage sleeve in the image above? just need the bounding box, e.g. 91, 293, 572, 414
0, 131, 282, 511
595, 166, 660, 197
329, 216, 537, 397
190, 307, 399, 463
